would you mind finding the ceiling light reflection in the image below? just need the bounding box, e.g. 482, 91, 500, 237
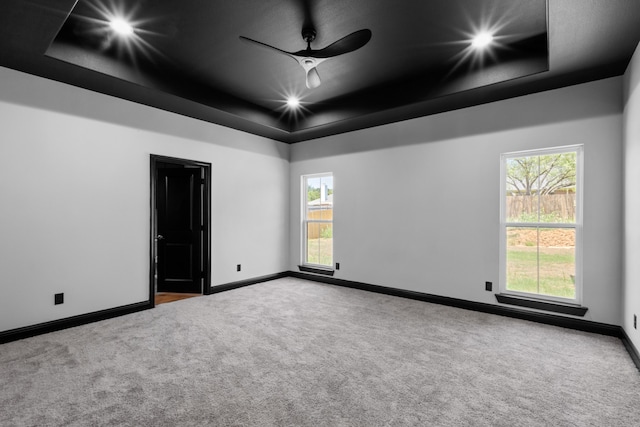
286, 96, 300, 108
471, 31, 494, 49
109, 18, 134, 36
436, 1, 521, 77
73, 0, 165, 65
269, 85, 311, 124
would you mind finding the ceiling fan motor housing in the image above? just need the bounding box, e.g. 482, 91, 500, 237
302, 27, 317, 43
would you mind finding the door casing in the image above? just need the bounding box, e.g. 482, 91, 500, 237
150, 155, 212, 306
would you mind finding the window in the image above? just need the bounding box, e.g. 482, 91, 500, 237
500, 146, 583, 303
302, 173, 333, 268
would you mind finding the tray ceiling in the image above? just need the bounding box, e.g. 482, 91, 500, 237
1, 0, 639, 143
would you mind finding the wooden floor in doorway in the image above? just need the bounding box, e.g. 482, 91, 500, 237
155, 293, 201, 305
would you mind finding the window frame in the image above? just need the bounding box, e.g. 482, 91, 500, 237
301, 172, 334, 270
499, 145, 584, 305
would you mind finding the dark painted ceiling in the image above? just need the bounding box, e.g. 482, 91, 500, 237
1, 0, 639, 143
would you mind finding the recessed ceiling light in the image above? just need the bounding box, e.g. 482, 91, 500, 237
286, 96, 300, 108
471, 31, 494, 49
109, 18, 134, 37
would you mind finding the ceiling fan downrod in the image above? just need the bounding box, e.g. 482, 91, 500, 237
302, 27, 316, 51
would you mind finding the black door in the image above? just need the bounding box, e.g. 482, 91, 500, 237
156, 167, 202, 293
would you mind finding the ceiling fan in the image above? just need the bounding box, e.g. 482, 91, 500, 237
240, 27, 372, 89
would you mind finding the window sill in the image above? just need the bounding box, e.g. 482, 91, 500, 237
495, 294, 588, 316
298, 265, 335, 276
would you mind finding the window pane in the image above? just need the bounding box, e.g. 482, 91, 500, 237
538, 152, 576, 223
538, 228, 575, 298
321, 176, 333, 220
506, 153, 576, 223
506, 193, 538, 223
306, 176, 333, 219
306, 222, 332, 266
506, 227, 539, 294
506, 227, 576, 299
319, 206, 333, 220
506, 157, 540, 222
306, 177, 321, 206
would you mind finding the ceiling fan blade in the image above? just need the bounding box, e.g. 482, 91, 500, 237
306, 67, 321, 89
239, 36, 297, 62
294, 29, 372, 58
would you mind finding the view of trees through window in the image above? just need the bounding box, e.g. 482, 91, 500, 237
504, 149, 579, 300
304, 174, 333, 267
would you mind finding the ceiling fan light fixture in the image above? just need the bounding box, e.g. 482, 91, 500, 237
299, 57, 322, 89
305, 67, 321, 89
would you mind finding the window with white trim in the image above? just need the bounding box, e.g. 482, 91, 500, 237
500, 146, 583, 303
302, 173, 333, 268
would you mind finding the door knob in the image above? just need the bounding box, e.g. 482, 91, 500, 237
157, 234, 164, 240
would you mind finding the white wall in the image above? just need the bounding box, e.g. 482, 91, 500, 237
623, 43, 640, 348
290, 77, 623, 325
0, 67, 290, 332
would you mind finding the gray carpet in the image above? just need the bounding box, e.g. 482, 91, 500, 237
1, 277, 639, 426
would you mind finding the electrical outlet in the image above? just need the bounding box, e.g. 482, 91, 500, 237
237, 264, 241, 272
485, 282, 492, 292
335, 262, 340, 270
634, 314, 637, 329
54, 293, 64, 305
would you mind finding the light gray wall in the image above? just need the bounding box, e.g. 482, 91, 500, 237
623, 42, 640, 348
290, 77, 624, 325
0, 65, 628, 333
0, 67, 290, 332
